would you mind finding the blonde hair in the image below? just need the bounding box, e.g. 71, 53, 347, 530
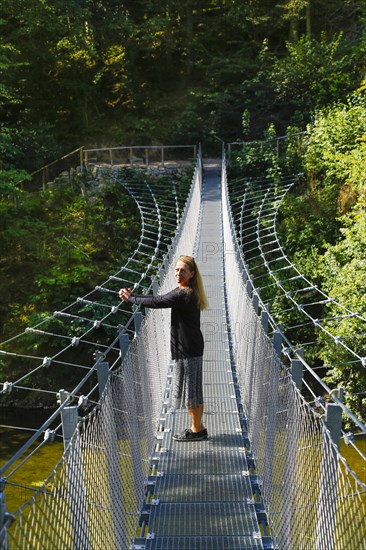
178, 255, 208, 311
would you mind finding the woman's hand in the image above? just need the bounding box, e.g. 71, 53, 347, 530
119, 288, 133, 301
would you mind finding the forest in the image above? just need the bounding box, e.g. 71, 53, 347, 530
1, 1, 366, 418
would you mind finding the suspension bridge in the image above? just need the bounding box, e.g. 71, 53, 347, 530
0, 145, 365, 549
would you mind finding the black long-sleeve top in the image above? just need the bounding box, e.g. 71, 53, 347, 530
128, 287, 204, 359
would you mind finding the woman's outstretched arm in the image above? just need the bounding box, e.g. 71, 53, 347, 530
119, 287, 182, 309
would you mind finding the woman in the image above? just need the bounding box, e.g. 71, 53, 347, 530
119, 255, 209, 441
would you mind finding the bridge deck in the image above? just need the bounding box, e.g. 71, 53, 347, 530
143, 162, 264, 549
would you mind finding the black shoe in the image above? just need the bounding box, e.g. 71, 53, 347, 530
172, 428, 208, 442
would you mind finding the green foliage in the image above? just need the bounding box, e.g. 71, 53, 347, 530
229, 81, 366, 420
318, 193, 366, 421
280, 86, 366, 249
0, 129, 29, 198
270, 32, 357, 121
275, 86, 366, 421
1, 0, 364, 159
305, 93, 366, 180
279, 183, 341, 256
0, 177, 140, 342
231, 124, 278, 177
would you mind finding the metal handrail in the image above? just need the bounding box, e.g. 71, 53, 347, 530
227, 131, 307, 157
83, 144, 197, 168
17, 147, 84, 190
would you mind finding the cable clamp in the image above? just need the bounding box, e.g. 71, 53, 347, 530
2, 381, 13, 394
315, 396, 325, 408
343, 432, 355, 446
71, 337, 80, 347
43, 357, 52, 368
78, 395, 89, 409
44, 428, 56, 443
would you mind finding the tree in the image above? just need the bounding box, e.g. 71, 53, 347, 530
269, 32, 359, 128
278, 84, 366, 420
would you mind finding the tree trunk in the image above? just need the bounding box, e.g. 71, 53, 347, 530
306, 0, 311, 37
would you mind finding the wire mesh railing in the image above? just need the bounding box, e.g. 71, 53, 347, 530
226, 166, 366, 456
227, 131, 307, 161
83, 145, 197, 169
222, 155, 366, 549
0, 150, 202, 548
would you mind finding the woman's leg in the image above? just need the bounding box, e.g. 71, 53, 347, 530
188, 403, 204, 432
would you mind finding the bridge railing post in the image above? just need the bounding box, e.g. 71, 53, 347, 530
246, 280, 253, 298
290, 358, 303, 391
134, 310, 143, 336
273, 329, 282, 358
316, 388, 343, 550
260, 310, 269, 333
97, 359, 109, 398
119, 326, 129, 361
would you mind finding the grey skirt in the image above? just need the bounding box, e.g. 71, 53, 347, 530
170, 356, 203, 410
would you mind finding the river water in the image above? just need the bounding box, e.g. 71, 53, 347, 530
0, 407, 64, 512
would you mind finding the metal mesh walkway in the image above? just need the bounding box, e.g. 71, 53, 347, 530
141, 161, 264, 549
